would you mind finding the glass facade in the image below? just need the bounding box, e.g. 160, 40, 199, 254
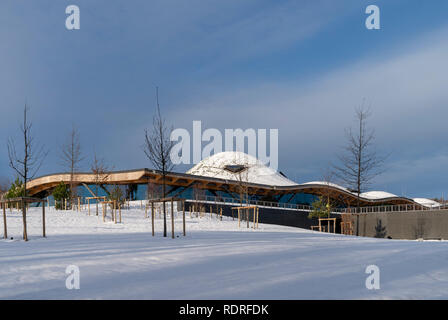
43, 183, 319, 207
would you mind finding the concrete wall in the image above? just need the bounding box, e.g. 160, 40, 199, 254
352, 210, 448, 240
184, 201, 341, 232
184, 201, 448, 240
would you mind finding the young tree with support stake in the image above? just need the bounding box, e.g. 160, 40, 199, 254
333, 105, 386, 234
142, 87, 174, 238
60, 125, 84, 209
90, 153, 111, 215
309, 196, 332, 219
235, 162, 250, 208
309, 170, 336, 219
7, 105, 48, 241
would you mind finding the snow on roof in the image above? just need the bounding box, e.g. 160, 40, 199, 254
413, 198, 441, 208
300, 181, 350, 192
186, 151, 298, 186
186, 152, 438, 206
301, 184, 404, 201
360, 191, 399, 200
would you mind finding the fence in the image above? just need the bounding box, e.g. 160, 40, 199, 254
186, 194, 319, 212
342, 203, 448, 214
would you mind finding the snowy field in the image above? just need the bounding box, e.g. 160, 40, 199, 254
1, 203, 448, 299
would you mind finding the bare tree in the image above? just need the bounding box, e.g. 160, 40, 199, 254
90, 153, 111, 215
235, 166, 250, 207
333, 105, 386, 213
193, 183, 206, 215
7, 105, 48, 240
61, 125, 84, 207
142, 87, 174, 237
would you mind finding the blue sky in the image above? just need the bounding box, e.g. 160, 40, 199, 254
1, 0, 448, 198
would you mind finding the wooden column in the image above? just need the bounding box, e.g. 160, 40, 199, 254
42, 201, 46, 237
256, 207, 259, 229
253, 208, 256, 229
183, 201, 186, 237
22, 199, 28, 241
2, 204, 7, 239
171, 200, 174, 239
238, 209, 240, 228
151, 202, 155, 236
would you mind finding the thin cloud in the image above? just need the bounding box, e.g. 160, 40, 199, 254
165, 25, 448, 196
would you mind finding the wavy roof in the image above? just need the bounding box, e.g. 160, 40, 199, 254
26, 152, 440, 208
187, 152, 440, 207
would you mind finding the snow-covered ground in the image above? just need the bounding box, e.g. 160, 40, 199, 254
1, 202, 448, 299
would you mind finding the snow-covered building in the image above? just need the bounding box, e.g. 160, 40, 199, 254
27, 151, 440, 209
